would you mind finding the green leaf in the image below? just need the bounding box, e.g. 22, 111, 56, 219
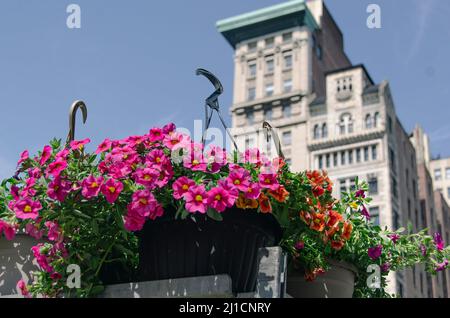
207, 208, 223, 221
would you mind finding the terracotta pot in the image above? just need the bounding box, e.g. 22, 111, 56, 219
287, 260, 357, 298
136, 207, 283, 294
0, 234, 40, 296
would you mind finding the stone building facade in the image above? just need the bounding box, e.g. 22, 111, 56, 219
217, 0, 447, 297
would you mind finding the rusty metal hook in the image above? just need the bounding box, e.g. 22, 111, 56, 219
263, 121, 285, 159
67, 100, 88, 144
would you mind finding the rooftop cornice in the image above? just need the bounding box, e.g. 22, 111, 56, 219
307, 130, 386, 151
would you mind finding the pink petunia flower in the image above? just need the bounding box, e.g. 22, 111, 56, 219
242, 148, 262, 165
17, 150, 29, 166
47, 177, 72, 202
163, 123, 176, 135
31, 244, 54, 273
360, 205, 371, 220
25, 223, 44, 240
96, 138, 112, 154
226, 170, 251, 192
149, 128, 164, 142
16, 280, 31, 298
45, 221, 62, 242
0, 220, 17, 240
388, 234, 400, 244
436, 260, 448, 272
207, 187, 234, 213
46, 159, 68, 178
108, 162, 133, 179
70, 138, 91, 151
39, 145, 52, 166
28, 167, 42, 179
368, 245, 383, 261
218, 179, 239, 201
172, 177, 196, 200
101, 178, 124, 204
184, 185, 208, 214
124, 212, 146, 232
146, 149, 169, 166
20, 177, 37, 198
434, 233, 444, 251
244, 182, 262, 200
13, 198, 42, 220
163, 132, 190, 150
134, 168, 159, 189
81, 175, 104, 199
128, 190, 158, 217
55, 149, 70, 160
258, 173, 279, 191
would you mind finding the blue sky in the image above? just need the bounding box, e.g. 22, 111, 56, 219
0, 0, 449, 179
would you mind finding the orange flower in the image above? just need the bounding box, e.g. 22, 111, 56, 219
300, 211, 312, 224
341, 222, 353, 241
258, 193, 272, 214
310, 212, 325, 232
325, 226, 338, 239
268, 185, 289, 203
331, 240, 345, 251
305, 268, 325, 281
327, 210, 343, 228
236, 193, 258, 210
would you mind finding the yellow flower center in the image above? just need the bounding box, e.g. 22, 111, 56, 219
182, 184, 189, 191
215, 194, 222, 201
139, 198, 148, 205
109, 187, 116, 193
234, 180, 241, 185
195, 195, 203, 202
265, 178, 271, 184
144, 174, 151, 180
123, 154, 129, 160
192, 159, 199, 166
156, 157, 161, 163
91, 182, 99, 188
24, 205, 32, 213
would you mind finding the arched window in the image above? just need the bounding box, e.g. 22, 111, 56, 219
339, 113, 353, 135
374, 112, 380, 128
313, 124, 320, 139
322, 123, 328, 138
365, 114, 373, 129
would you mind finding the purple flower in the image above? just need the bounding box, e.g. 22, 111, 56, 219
360, 205, 371, 220
355, 190, 366, 198
420, 244, 427, 257
388, 234, 400, 244
368, 245, 383, 261
295, 241, 305, 251
436, 260, 448, 272
381, 263, 391, 273
434, 233, 444, 251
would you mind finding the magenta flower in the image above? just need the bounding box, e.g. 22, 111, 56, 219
31, 244, 54, 273
124, 213, 146, 232
420, 244, 427, 256
134, 168, 159, 189
108, 162, 133, 179
388, 234, 400, 244
218, 179, 239, 201
16, 280, 30, 298
244, 182, 262, 200
25, 223, 43, 240
355, 189, 366, 198
47, 177, 72, 202
184, 185, 208, 214
227, 170, 250, 192
154, 165, 173, 188
39, 145, 52, 166
101, 178, 124, 204
258, 173, 279, 191
243, 148, 262, 165
28, 167, 41, 179
17, 150, 29, 166
46, 159, 68, 178
434, 233, 444, 251
360, 205, 371, 220
163, 132, 190, 150
368, 245, 383, 261
70, 138, 91, 151
55, 149, 70, 160
0, 220, 16, 241
381, 263, 391, 273
163, 123, 176, 135
96, 138, 112, 154
13, 198, 42, 220
146, 149, 168, 166
45, 221, 62, 242
128, 190, 158, 217
294, 241, 305, 251
149, 128, 164, 142
436, 260, 448, 272
172, 176, 196, 200
207, 187, 234, 213
81, 175, 104, 199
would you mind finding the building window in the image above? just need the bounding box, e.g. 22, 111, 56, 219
372, 145, 378, 160
265, 37, 274, 48
265, 83, 274, 97
248, 41, 257, 52
370, 207, 380, 226
283, 79, 293, 93
364, 147, 369, 161
337, 77, 353, 93
393, 209, 400, 230
348, 150, 354, 164
326, 154, 331, 168
339, 113, 353, 135
282, 131, 292, 146
356, 148, 361, 163
313, 124, 320, 140
389, 147, 396, 173
248, 62, 257, 78
350, 177, 357, 191
246, 112, 254, 125
283, 104, 292, 117
434, 169, 442, 181
283, 54, 293, 69
341, 151, 346, 165
247, 87, 256, 101
282, 32, 292, 43
333, 153, 338, 167
264, 108, 272, 120
322, 123, 328, 138
245, 137, 255, 149
316, 45, 323, 60
446, 168, 450, 180
369, 177, 378, 194
392, 177, 398, 198
365, 114, 373, 129
285, 158, 292, 166
374, 112, 380, 128
340, 179, 347, 193
318, 155, 323, 170
265, 58, 274, 74
447, 187, 450, 199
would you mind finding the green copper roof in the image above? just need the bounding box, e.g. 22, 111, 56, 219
217, 0, 319, 48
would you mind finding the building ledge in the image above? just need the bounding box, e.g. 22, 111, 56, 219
308, 131, 385, 151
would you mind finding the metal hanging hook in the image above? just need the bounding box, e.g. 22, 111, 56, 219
67, 100, 88, 144
263, 121, 285, 159
196, 68, 239, 152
